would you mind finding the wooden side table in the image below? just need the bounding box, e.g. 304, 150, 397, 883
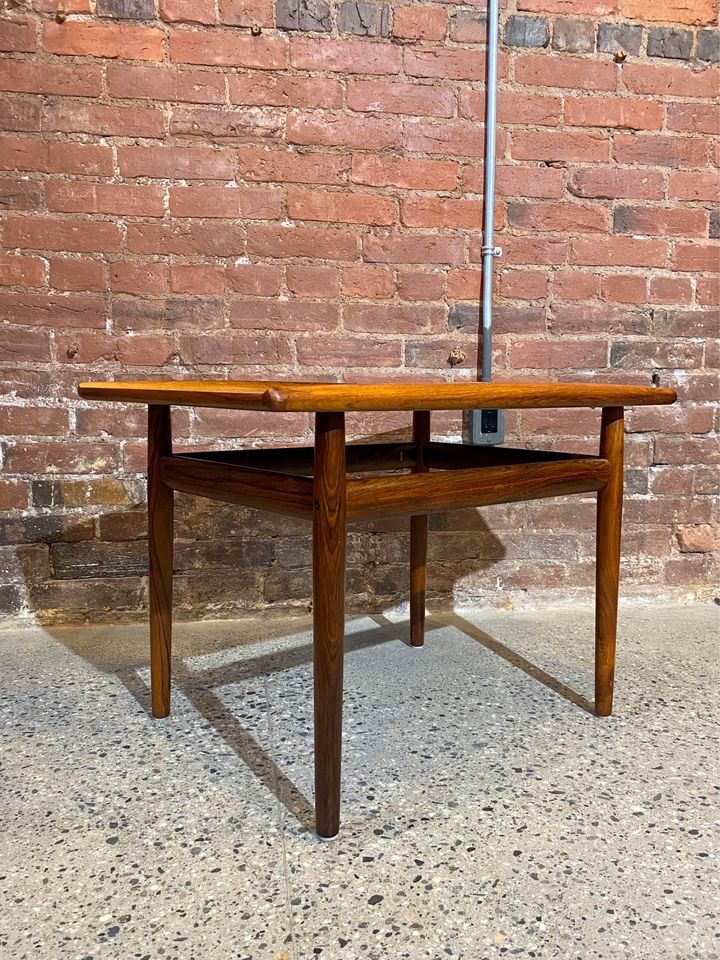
77, 379, 676, 837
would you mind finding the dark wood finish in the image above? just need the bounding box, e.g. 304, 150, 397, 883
410, 411, 430, 648
595, 407, 624, 718
79, 379, 677, 412
312, 412, 347, 838
148, 405, 174, 719
347, 457, 611, 523
160, 455, 314, 518
77, 377, 675, 837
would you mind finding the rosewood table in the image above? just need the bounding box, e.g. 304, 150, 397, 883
77, 379, 676, 837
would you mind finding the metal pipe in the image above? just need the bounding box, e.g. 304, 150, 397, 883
480, 0, 501, 382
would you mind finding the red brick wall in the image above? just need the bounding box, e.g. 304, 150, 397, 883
0, 0, 718, 622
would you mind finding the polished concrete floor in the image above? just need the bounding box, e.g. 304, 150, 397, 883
1, 605, 718, 960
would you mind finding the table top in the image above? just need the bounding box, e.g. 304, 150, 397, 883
77, 379, 676, 413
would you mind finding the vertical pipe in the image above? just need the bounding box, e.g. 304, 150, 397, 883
481, 0, 501, 382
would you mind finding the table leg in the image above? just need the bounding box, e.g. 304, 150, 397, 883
148, 404, 174, 719
313, 412, 347, 838
595, 406, 624, 717
410, 411, 430, 647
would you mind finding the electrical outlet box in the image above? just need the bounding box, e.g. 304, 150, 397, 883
469, 408, 504, 446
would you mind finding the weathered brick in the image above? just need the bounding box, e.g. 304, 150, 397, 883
363, 232, 464, 264
515, 53, 615, 90
449, 10, 485, 43
569, 168, 664, 200
342, 265, 393, 299
0, 254, 45, 287
107, 63, 226, 102
614, 134, 707, 168
511, 129, 609, 163
337, 1, 387, 37
119, 146, 234, 180
404, 46, 485, 80
697, 28, 720, 61
710, 210, 719, 240
220, 0, 274, 26
276, 0, 331, 31
647, 27, 693, 60
565, 96, 663, 130
352, 154, 457, 191
170, 31, 287, 68
288, 188, 395, 225
44, 21, 163, 59
622, 0, 717, 25
230, 73, 342, 109
237, 146, 348, 185
347, 79, 455, 118
0, 19, 36, 53
288, 111, 399, 149
51, 258, 108, 293
159, 0, 215, 22
677, 525, 719, 553
394, 6, 447, 41
97, 0, 156, 17
504, 15, 549, 48
290, 37, 399, 74
553, 18, 595, 52
597, 22, 643, 56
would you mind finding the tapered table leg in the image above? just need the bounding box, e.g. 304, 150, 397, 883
410, 411, 430, 647
148, 404, 174, 719
595, 406, 624, 717
313, 412, 347, 838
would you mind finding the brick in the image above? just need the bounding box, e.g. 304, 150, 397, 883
230, 298, 338, 331
0, 176, 42, 211
507, 201, 607, 233
672, 243, 719, 272
178, 333, 291, 365
653, 308, 719, 338
286, 265, 339, 298
229, 73, 342, 109
697, 277, 719, 306
393, 6, 447, 41
615, 133, 707, 168
297, 336, 401, 367
169, 185, 282, 219
597, 22, 642, 56
0, 97, 41, 133
610, 340, 703, 370
649, 276, 693, 304
613, 205, 707, 238
46, 182, 164, 217
571, 236, 667, 268
347, 79, 455, 118
396, 270, 444, 301
226, 263, 282, 297
668, 171, 720, 201
45, 100, 164, 138
221, 0, 274, 26
276, 0, 331, 31
288, 189, 396, 225
170, 31, 286, 68
401, 196, 484, 228
0, 406, 68, 437
118, 146, 233, 180
551, 301, 648, 334
710, 210, 719, 241
5, 441, 119, 474
344, 303, 444, 334
517, 0, 616, 11
106, 63, 226, 103
601, 274, 646, 303
511, 130, 609, 163
126, 221, 245, 257
43, 21, 163, 59
0, 482, 29, 511
490, 235, 568, 265
0, 138, 113, 177
342, 265, 393, 298
667, 102, 720, 135
404, 119, 501, 158
0, 290, 105, 328
290, 37, 399, 74
111, 260, 168, 295
0, 60, 102, 97
247, 223, 358, 260
97, 0, 156, 16
404, 46, 485, 81
337, 1, 387, 37
112, 295, 224, 332
51, 258, 108, 293
170, 263, 225, 295
621, 62, 719, 99
565, 96, 663, 130
0, 18, 36, 53
553, 269, 600, 300
4, 216, 122, 254
449, 10, 485, 43
0, 254, 45, 287
484, 166, 565, 199
499, 269, 548, 300
460, 90, 561, 125
621, 0, 717, 25
0, 328, 52, 362
352, 154, 457, 191
552, 18, 594, 52
159, 0, 215, 21
515, 53, 615, 90
447, 268, 482, 300
697, 28, 720, 62
509, 339, 607, 369
504, 15, 549, 48
647, 27, 693, 60
363, 232, 464, 264
169, 105, 283, 141
569, 168, 664, 200
288, 111, 399, 149
237, 146, 348, 185
627, 405, 714, 434
677, 525, 719, 553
